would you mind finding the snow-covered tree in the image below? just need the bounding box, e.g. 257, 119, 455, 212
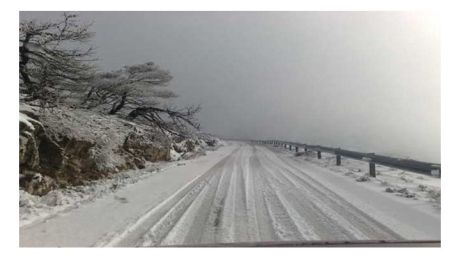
83, 62, 174, 114
84, 62, 200, 136
127, 105, 201, 137
19, 13, 95, 106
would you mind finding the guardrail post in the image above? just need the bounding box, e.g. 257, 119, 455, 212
336, 154, 341, 166
369, 162, 376, 177
431, 165, 441, 178
317, 151, 322, 159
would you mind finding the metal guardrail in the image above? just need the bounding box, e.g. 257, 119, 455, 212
252, 140, 441, 178
166, 239, 440, 247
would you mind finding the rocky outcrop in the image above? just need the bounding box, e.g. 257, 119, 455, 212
123, 132, 170, 163
20, 111, 60, 195
19, 105, 172, 196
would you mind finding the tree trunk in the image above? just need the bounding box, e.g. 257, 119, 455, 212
108, 92, 127, 115
20, 34, 34, 93
126, 106, 150, 120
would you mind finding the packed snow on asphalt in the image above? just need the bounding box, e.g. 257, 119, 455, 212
20, 142, 440, 247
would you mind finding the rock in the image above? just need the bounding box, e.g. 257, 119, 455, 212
39, 135, 65, 173
123, 132, 170, 162
110, 183, 119, 191
428, 189, 441, 202
395, 187, 416, 198
20, 110, 64, 195
417, 184, 428, 192
133, 157, 146, 169
19, 114, 45, 173
22, 173, 57, 196
397, 187, 408, 193
182, 149, 206, 160
404, 192, 416, 198
356, 176, 370, 182
185, 140, 195, 152
205, 139, 216, 147
385, 187, 395, 193
173, 143, 186, 153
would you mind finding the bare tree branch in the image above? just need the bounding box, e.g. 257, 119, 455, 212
82, 62, 173, 114
19, 12, 96, 106
126, 105, 201, 137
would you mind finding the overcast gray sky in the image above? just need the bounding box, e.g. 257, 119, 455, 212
20, 11, 440, 162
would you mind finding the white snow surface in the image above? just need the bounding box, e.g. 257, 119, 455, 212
20, 143, 237, 246
286, 149, 441, 208
20, 162, 166, 227
20, 142, 440, 247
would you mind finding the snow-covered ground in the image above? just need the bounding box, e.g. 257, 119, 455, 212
20, 142, 238, 246
20, 162, 167, 227
19, 140, 227, 227
277, 147, 441, 209
20, 142, 439, 246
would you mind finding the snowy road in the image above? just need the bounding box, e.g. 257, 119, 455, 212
20, 143, 440, 247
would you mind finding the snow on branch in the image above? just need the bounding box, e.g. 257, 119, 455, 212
20, 12, 96, 106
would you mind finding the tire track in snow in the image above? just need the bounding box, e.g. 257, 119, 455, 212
178, 152, 235, 245
257, 146, 402, 240
145, 148, 242, 246
199, 149, 236, 244
104, 147, 240, 247
250, 151, 305, 241
218, 148, 251, 243
241, 146, 260, 242
232, 147, 252, 242
255, 147, 365, 240
247, 146, 276, 241
138, 172, 210, 246
159, 162, 227, 245
108, 143, 404, 246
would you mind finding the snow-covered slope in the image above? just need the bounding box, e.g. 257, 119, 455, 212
19, 104, 220, 197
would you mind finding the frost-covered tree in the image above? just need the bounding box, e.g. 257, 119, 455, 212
84, 62, 200, 136
83, 62, 174, 114
127, 105, 201, 137
19, 13, 95, 106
